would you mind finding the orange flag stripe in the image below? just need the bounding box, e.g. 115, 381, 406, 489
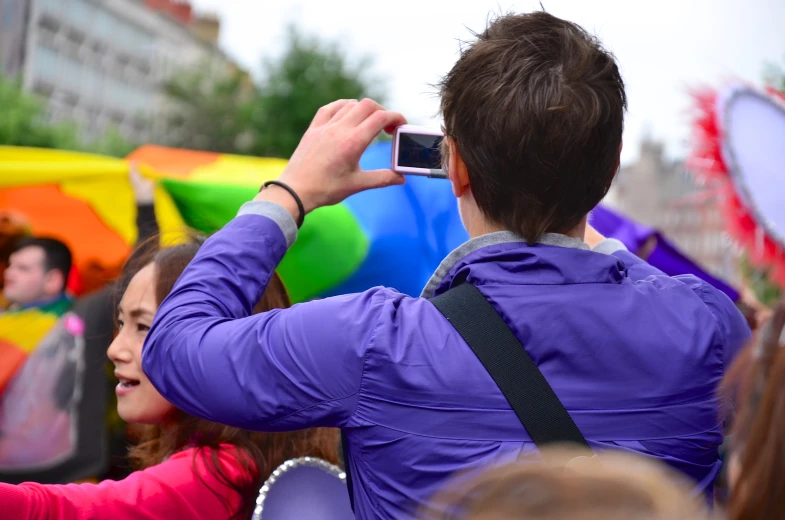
0, 185, 130, 271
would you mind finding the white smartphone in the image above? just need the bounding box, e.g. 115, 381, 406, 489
391, 125, 446, 178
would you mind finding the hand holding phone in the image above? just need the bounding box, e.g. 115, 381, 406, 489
391, 125, 446, 178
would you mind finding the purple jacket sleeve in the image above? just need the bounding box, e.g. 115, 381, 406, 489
699, 283, 752, 367
142, 205, 389, 431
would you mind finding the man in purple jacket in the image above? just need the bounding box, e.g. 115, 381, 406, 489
143, 12, 750, 518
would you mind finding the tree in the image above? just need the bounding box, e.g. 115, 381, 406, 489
0, 72, 135, 157
247, 26, 385, 158
159, 27, 384, 158
162, 65, 255, 154
0, 73, 80, 150
87, 127, 138, 158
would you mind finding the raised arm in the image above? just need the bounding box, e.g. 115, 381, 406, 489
142, 204, 398, 429
127, 164, 159, 245
143, 99, 408, 430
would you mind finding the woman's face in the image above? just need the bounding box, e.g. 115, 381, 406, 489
107, 263, 176, 424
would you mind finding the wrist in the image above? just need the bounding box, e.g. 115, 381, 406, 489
254, 185, 299, 213
254, 182, 310, 228
275, 178, 321, 214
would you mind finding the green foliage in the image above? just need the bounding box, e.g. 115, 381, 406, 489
0, 72, 135, 157
163, 26, 384, 158
85, 127, 138, 158
162, 65, 254, 154
740, 256, 781, 307
0, 26, 383, 160
763, 60, 785, 90
0, 73, 80, 150
246, 26, 385, 158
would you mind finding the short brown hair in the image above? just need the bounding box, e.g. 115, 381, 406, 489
440, 12, 626, 242
423, 448, 712, 520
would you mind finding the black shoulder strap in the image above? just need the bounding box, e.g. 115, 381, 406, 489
430, 283, 590, 449
340, 432, 354, 511
341, 283, 590, 512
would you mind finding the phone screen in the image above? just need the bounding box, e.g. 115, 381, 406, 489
398, 133, 443, 169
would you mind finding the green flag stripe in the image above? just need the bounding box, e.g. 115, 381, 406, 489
161, 178, 369, 303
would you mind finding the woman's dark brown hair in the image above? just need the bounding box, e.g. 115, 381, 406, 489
118, 236, 340, 520
723, 299, 785, 520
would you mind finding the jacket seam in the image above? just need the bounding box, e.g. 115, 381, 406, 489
357, 419, 725, 442
350, 300, 382, 423
698, 283, 727, 368
357, 393, 722, 412
264, 392, 361, 427
343, 293, 390, 516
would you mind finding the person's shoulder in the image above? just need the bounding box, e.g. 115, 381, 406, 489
682, 277, 751, 358
682, 276, 737, 314
357, 286, 439, 318
311, 286, 414, 318
317, 287, 443, 341
637, 272, 733, 306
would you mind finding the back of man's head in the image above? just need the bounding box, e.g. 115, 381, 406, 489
3, 237, 72, 306
440, 12, 626, 242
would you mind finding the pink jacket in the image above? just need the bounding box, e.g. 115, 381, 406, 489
0, 446, 252, 519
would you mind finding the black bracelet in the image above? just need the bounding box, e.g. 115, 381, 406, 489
261, 180, 305, 229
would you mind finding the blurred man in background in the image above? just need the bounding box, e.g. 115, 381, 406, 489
3, 237, 72, 313
0, 211, 31, 311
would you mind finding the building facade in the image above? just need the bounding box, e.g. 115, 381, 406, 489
0, 0, 238, 143
607, 139, 740, 285
0, 0, 30, 78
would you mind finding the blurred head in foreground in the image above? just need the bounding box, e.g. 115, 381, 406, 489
422, 447, 712, 520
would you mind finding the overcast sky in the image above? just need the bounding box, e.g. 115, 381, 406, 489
190, 0, 784, 165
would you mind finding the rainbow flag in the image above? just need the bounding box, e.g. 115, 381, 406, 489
0, 300, 70, 394
129, 144, 467, 302
0, 144, 465, 303
0, 143, 738, 304
0, 146, 189, 288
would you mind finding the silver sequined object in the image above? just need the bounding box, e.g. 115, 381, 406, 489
252, 457, 347, 520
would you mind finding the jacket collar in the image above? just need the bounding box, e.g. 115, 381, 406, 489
421, 232, 622, 299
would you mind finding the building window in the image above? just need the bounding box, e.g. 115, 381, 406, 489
32, 44, 59, 83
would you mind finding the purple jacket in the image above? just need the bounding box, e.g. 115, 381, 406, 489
143, 201, 750, 519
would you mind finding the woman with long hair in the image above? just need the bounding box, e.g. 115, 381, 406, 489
723, 298, 785, 520
0, 236, 339, 519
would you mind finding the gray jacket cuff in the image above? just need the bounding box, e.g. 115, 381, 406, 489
237, 201, 298, 248
592, 238, 628, 255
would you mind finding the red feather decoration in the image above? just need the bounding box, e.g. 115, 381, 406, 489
689, 86, 785, 287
